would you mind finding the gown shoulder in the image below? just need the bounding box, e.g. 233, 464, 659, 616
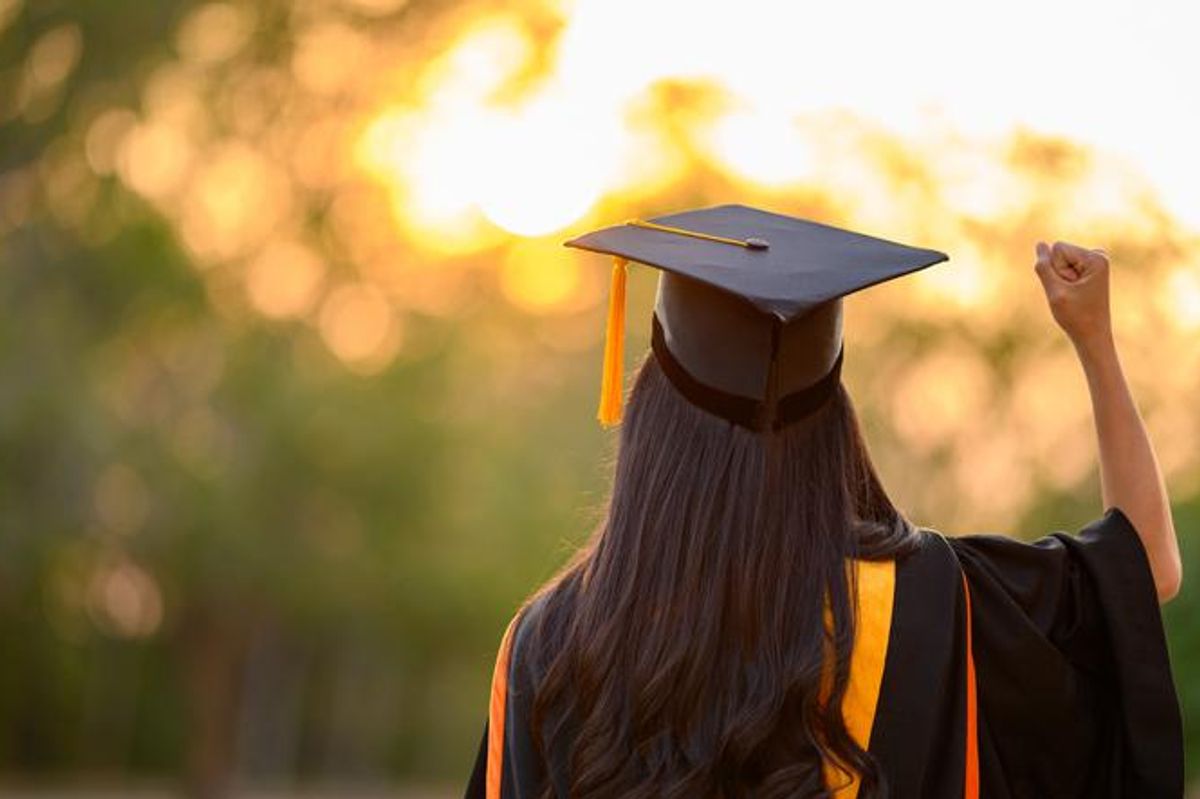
940, 507, 1183, 797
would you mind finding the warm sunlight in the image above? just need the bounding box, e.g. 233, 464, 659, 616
80, 0, 1200, 523
355, 0, 1200, 243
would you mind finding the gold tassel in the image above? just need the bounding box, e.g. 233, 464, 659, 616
597, 256, 628, 426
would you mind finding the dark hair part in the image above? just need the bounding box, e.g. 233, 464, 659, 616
519, 351, 919, 798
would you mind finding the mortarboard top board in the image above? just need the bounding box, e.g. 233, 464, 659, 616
563, 203, 949, 431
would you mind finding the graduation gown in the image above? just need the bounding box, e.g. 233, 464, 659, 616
464, 506, 1183, 798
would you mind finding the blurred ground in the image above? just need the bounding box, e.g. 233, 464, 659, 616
0, 789, 456, 799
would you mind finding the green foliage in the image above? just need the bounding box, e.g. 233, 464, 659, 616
1163, 500, 1200, 782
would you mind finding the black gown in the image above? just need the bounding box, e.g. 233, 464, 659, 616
464, 506, 1183, 798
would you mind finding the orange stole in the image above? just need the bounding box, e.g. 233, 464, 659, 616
486, 613, 521, 799
481, 558, 987, 798
960, 569, 979, 799
819, 558, 896, 798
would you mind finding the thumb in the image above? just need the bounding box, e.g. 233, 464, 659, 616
1033, 241, 1057, 291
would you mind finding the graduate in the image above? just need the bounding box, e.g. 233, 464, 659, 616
465, 204, 1184, 798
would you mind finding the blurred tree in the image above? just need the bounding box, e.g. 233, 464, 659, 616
1, 0, 1198, 796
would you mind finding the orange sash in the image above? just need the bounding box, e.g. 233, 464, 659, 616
484, 561, 979, 799
961, 569, 979, 799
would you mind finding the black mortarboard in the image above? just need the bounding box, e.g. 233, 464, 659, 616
564, 203, 949, 431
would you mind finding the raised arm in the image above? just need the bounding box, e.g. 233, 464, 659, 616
1033, 241, 1182, 603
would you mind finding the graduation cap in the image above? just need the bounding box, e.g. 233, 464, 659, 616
564, 203, 949, 431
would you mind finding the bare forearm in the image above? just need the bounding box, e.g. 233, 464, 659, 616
1075, 332, 1181, 602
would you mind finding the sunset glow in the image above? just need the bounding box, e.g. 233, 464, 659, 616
34, 0, 1200, 528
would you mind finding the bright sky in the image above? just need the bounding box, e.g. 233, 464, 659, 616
552, 0, 1200, 226
361, 0, 1200, 242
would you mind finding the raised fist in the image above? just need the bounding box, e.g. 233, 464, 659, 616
1033, 240, 1112, 349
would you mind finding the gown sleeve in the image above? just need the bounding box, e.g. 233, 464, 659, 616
945, 505, 1183, 798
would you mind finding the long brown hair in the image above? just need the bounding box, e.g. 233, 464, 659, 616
519, 350, 919, 798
